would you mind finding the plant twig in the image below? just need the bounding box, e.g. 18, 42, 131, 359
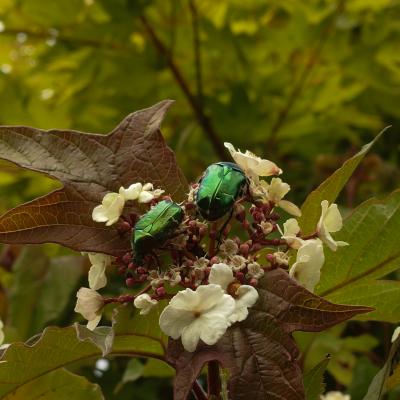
207, 360, 222, 399
139, 14, 227, 160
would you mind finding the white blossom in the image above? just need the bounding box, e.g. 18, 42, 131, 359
0, 319, 4, 346
289, 239, 325, 292
224, 142, 282, 183
92, 192, 125, 226
134, 293, 158, 315
392, 326, 400, 342
259, 221, 273, 235
159, 284, 235, 352
272, 251, 289, 267
257, 178, 301, 217
230, 255, 247, 271
320, 392, 351, 400
247, 262, 264, 279
86, 253, 111, 290
74, 287, 104, 330
220, 239, 239, 257
317, 200, 348, 251
119, 182, 164, 204
164, 268, 182, 287
279, 218, 304, 249
209, 263, 259, 324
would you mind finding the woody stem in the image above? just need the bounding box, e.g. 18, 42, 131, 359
207, 360, 222, 399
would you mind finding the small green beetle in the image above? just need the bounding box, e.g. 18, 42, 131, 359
132, 200, 184, 264
196, 162, 248, 221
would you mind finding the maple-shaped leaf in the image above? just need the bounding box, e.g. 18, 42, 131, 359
167, 269, 372, 400
0, 100, 188, 256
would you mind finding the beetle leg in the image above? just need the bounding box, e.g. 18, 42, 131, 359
216, 208, 234, 248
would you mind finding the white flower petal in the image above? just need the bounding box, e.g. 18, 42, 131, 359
138, 191, 155, 203
120, 183, 142, 201
283, 218, 300, 236
209, 263, 234, 291
74, 287, 103, 322
279, 200, 302, 217
134, 294, 158, 315
88, 264, 107, 290
289, 239, 325, 292
181, 319, 202, 352
224, 142, 281, 181
92, 205, 109, 222
324, 203, 343, 232
159, 306, 195, 339
392, 326, 400, 343
87, 315, 102, 331
229, 285, 259, 324
92, 192, 125, 226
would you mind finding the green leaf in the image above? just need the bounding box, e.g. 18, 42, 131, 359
298, 127, 389, 235
316, 190, 400, 322
3, 369, 104, 400
303, 356, 330, 400
0, 304, 168, 398
9, 246, 83, 339
362, 335, 400, 399
325, 281, 400, 323
114, 359, 144, 394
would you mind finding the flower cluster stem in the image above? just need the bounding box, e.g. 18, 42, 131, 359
207, 360, 222, 399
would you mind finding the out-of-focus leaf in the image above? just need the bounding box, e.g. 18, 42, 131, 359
0, 101, 188, 256
114, 359, 144, 394
9, 246, 83, 339
298, 128, 388, 235
303, 356, 330, 400
0, 304, 168, 398
167, 269, 371, 400
317, 190, 400, 322
349, 356, 380, 400
3, 368, 104, 400
362, 334, 400, 399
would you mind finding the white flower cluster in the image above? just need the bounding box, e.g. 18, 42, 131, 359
224, 142, 347, 292
73, 148, 349, 354
92, 182, 164, 226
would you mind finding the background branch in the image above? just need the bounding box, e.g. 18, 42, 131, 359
140, 14, 227, 160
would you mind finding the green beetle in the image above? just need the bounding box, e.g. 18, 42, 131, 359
132, 200, 184, 264
196, 162, 248, 221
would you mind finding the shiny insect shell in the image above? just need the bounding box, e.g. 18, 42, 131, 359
196, 162, 248, 221
132, 200, 184, 264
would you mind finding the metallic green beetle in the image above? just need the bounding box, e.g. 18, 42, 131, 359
132, 200, 184, 264
196, 162, 248, 221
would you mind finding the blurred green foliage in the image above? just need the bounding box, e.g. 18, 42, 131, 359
0, 0, 400, 398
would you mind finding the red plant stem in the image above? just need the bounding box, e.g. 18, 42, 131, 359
192, 379, 207, 400
208, 222, 217, 258
207, 360, 221, 399
103, 284, 152, 305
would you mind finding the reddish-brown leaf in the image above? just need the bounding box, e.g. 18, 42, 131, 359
167, 269, 372, 400
0, 100, 187, 255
